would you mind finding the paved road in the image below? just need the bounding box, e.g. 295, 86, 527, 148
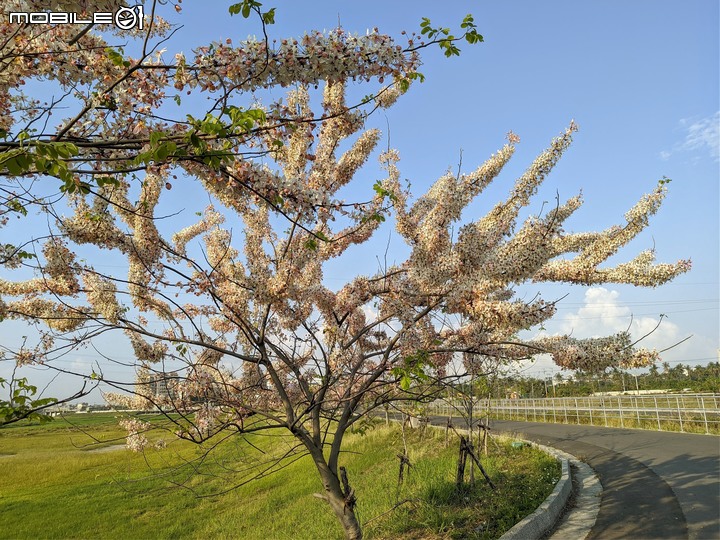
468, 419, 720, 540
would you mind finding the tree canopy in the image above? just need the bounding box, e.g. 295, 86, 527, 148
0, 2, 690, 538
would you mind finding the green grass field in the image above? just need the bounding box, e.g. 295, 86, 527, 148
0, 414, 559, 539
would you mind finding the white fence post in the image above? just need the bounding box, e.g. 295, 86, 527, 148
676, 396, 684, 432
574, 398, 579, 425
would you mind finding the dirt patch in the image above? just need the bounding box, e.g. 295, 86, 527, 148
84, 444, 127, 453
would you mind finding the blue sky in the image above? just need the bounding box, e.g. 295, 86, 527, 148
2, 1, 718, 400
169, 0, 720, 372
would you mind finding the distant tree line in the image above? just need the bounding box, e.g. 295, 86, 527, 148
467, 362, 720, 399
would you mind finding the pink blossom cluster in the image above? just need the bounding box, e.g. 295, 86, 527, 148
119, 417, 150, 452
175, 29, 419, 93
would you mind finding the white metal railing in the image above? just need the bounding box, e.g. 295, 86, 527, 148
426, 393, 720, 434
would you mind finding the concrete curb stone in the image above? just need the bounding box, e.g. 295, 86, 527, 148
499, 441, 601, 540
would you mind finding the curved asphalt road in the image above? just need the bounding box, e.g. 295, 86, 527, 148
470, 419, 720, 540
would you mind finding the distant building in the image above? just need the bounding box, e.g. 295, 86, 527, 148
147, 372, 178, 400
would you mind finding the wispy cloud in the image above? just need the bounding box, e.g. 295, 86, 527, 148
556, 287, 680, 348
661, 111, 720, 162
520, 286, 715, 376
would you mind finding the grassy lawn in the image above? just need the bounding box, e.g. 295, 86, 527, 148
0, 414, 559, 539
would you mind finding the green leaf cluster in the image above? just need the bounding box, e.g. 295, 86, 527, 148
420, 14, 483, 57
396, 72, 426, 93
304, 231, 329, 251
0, 377, 57, 426
105, 46, 131, 68
1, 244, 33, 262
135, 107, 268, 168
372, 180, 398, 202
228, 0, 275, 24
0, 137, 95, 194
392, 350, 431, 391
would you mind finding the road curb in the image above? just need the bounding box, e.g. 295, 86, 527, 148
547, 457, 601, 540
499, 442, 572, 540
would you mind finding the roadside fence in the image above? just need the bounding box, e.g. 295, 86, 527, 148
426, 393, 720, 435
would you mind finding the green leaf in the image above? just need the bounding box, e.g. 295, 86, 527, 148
466, 31, 483, 44
372, 181, 398, 202
149, 131, 163, 146
7, 200, 28, 216
15, 154, 31, 169
55, 143, 78, 158
96, 176, 120, 188
5, 157, 24, 175
155, 142, 176, 162
262, 8, 275, 24
105, 47, 125, 67
31, 397, 57, 408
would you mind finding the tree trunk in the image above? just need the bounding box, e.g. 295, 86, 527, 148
314, 460, 363, 539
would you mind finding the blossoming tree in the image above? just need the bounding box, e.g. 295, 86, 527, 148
0, 2, 690, 538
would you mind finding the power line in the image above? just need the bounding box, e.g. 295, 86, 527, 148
554, 299, 718, 308
553, 307, 719, 321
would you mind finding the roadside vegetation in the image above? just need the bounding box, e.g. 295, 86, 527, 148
1, 414, 559, 539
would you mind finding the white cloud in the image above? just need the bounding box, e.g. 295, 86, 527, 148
556, 287, 680, 350
661, 111, 720, 162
